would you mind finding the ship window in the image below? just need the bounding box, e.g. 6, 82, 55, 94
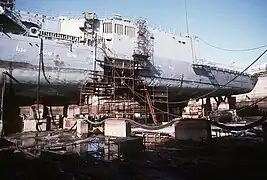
182, 41, 186, 44
103, 22, 112, 33
125, 26, 135, 37
178, 40, 181, 43
115, 24, 123, 35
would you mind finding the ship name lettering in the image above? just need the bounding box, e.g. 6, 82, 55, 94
67, 52, 77, 58
15, 46, 27, 53
43, 51, 53, 56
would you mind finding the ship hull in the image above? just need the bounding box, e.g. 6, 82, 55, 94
0, 32, 257, 105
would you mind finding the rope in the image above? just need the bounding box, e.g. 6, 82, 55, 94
197, 36, 267, 52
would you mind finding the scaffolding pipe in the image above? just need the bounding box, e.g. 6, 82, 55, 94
0, 72, 6, 136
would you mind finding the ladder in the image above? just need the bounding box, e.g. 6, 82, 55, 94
145, 89, 157, 124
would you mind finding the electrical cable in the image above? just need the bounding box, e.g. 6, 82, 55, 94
1, 67, 50, 133
97, 47, 187, 117
99, 47, 267, 107
23, 37, 267, 131
35, 37, 61, 131
36, 38, 52, 131
210, 116, 266, 131
35, 38, 43, 132
37, 96, 103, 132
41, 53, 51, 84
84, 95, 267, 131
30, 34, 267, 128
33, 33, 266, 123
184, 0, 195, 63
1, 115, 265, 153
85, 117, 183, 130
98, 47, 181, 118
129, 49, 267, 105
0, 72, 23, 136
2, 71, 21, 84
34, 83, 105, 132
196, 36, 267, 52
0, 73, 6, 137
236, 95, 267, 112
85, 119, 105, 125
84, 116, 266, 131
98, 46, 267, 118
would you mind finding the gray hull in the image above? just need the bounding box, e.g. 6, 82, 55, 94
0, 32, 257, 104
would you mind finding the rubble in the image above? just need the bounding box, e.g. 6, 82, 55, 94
0, 131, 266, 179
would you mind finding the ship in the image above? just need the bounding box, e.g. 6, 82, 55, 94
234, 63, 267, 116
0, 0, 257, 124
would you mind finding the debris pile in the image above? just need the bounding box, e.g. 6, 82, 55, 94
0, 133, 266, 179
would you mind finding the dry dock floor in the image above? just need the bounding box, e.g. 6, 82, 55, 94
0, 132, 266, 180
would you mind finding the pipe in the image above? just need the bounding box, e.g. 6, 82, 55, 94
0, 73, 6, 136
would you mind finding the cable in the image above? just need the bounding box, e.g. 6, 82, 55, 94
0, 73, 6, 137
99, 47, 267, 104
2, 71, 21, 84
210, 116, 266, 131
33, 35, 264, 122
36, 38, 43, 132
184, 0, 195, 63
36, 38, 51, 132
41, 52, 51, 84
97, 47, 267, 120
140, 49, 266, 105
84, 116, 266, 132
0, 72, 22, 136
98, 47, 266, 118
30, 35, 265, 123
33, 79, 103, 132
97, 47, 189, 117
98, 47, 181, 118
86, 117, 184, 130
120, 49, 266, 105
236, 95, 267, 112
197, 36, 267, 52
86, 119, 105, 125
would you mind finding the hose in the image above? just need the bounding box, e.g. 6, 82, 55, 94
84, 116, 266, 131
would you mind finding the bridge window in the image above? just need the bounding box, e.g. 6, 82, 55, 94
103, 22, 112, 33
125, 26, 135, 37
115, 24, 123, 35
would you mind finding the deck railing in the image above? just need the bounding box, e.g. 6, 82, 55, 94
193, 59, 249, 75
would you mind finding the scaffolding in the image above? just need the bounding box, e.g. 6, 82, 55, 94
79, 12, 113, 116
79, 18, 175, 123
